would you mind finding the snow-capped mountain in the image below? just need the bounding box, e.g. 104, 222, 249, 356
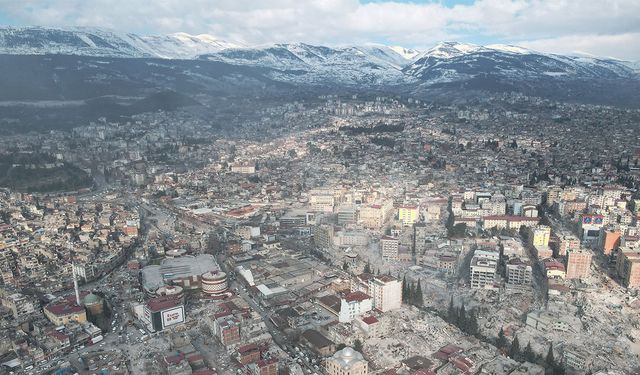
388, 46, 421, 61
0, 26, 241, 59
0, 26, 152, 58
200, 43, 413, 85
404, 41, 636, 85
128, 32, 244, 59
417, 41, 488, 59
0, 27, 638, 106
1, 26, 635, 85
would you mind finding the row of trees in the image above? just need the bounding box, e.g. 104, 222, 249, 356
496, 328, 566, 375
402, 277, 423, 307
446, 297, 479, 336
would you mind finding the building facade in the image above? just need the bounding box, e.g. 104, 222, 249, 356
616, 248, 640, 288
367, 275, 402, 312
380, 236, 399, 260
565, 249, 592, 279
326, 347, 368, 375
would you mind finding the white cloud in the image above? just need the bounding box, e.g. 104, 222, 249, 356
518, 33, 640, 61
2, 0, 640, 60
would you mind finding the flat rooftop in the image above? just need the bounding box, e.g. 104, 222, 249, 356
142, 254, 219, 292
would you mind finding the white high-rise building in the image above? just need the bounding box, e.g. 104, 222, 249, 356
470, 250, 499, 289
338, 292, 372, 323
380, 236, 399, 260
368, 275, 402, 312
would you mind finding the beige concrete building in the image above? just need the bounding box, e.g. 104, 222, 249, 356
565, 249, 592, 279
326, 347, 368, 375
368, 275, 402, 312
359, 200, 393, 229
616, 248, 640, 288
44, 302, 87, 326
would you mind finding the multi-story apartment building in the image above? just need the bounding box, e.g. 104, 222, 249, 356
231, 162, 256, 174
314, 225, 334, 249
531, 225, 551, 247
359, 200, 394, 229
470, 250, 499, 289
338, 292, 372, 323
616, 248, 640, 288
1, 292, 36, 319
380, 236, 399, 260
367, 275, 402, 312
309, 188, 336, 213
398, 205, 419, 227
506, 259, 533, 285
565, 249, 592, 279
248, 359, 278, 375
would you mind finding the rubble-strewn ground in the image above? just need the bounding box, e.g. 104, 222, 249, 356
363, 306, 479, 370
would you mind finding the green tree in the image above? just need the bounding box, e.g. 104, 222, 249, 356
458, 303, 466, 328
414, 279, 423, 307
545, 343, 555, 368
447, 296, 456, 323
510, 335, 521, 360
523, 342, 535, 363
467, 310, 479, 336
342, 261, 349, 272
409, 282, 416, 305
363, 262, 371, 274
448, 222, 467, 238
402, 276, 408, 303
353, 339, 363, 352
496, 327, 507, 349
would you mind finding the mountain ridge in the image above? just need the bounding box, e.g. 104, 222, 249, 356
0, 26, 638, 109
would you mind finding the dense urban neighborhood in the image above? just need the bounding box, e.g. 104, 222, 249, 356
1, 91, 640, 375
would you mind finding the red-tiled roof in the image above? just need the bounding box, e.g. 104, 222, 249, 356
146, 297, 182, 312
544, 260, 565, 271
256, 358, 278, 367
434, 344, 462, 361
45, 303, 84, 316
344, 291, 371, 302
451, 356, 473, 372
483, 215, 539, 222
375, 274, 397, 282
163, 353, 185, 365
51, 331, 69, 342
361, 316, 379, 324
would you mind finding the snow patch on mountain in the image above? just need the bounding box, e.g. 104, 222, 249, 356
0, 26, 242, 59
202, 43, 413, 86
388, 46, 421, 60
137, 32, 243, 59
486, 44, 535, 55
420, 41, 487, 59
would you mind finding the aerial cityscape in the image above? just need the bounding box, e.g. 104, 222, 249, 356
0, 1, 639, 375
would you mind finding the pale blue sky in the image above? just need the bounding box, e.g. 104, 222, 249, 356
0, 0, 639, 60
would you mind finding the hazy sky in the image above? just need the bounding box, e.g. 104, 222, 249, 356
1, 0, 639, 60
